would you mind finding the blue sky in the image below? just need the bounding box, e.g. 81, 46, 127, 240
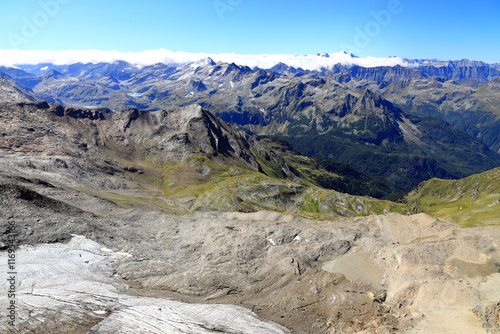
1, 0, 499, 62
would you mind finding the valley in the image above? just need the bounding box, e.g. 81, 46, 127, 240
3, 57, 500, 193
0, 54, 500, 333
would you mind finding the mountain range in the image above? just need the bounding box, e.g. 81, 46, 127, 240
2, 54, 500, 196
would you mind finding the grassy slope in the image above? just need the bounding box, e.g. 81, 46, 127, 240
405, 167, 500, 227
98, 153, 406, 219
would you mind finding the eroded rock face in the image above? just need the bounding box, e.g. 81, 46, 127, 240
0, 102, 259, 165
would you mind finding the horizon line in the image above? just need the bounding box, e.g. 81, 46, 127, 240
0, 49, 498, 70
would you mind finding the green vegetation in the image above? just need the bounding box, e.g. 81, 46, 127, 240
257, 136, 398, 199
285, 126, 500, 196
96, 153, 406, 219
405, 167, 500, 227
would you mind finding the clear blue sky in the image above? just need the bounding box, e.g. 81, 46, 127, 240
1, 0, 499, 62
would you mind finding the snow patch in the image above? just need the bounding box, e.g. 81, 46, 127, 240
115, 251, 133, 257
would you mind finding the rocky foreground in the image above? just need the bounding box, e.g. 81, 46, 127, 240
1, 180, 499, 333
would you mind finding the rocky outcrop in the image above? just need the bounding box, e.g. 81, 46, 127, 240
0, 75, 35, 103
0, 102, 280, 172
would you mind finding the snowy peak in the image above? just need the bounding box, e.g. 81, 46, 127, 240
0, 49, 498, 74
0, 49, 413, 71
200, 57, 216, 66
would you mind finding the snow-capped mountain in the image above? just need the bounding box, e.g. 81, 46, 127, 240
0, 49, 412, 70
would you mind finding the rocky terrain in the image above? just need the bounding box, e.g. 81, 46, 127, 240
0, 235, 290, 333
1, 180, 499, 333
0, 100, 408, 215
0, 92, 499, 333
0, 76, 35, 103
3, 58, 500, 194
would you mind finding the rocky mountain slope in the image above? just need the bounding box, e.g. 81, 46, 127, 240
1, 181, 499, 333
4, 59, 500, 193
0, 101, 404, 217
0, 75, 35, 103
0, 95, 499, 332
338, 72, 500, 154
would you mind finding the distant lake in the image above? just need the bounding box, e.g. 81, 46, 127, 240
127, 93, 143, 98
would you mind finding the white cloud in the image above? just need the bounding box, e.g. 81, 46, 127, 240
0, 49, 414, 70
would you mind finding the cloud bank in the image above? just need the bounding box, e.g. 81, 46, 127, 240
0, 49, 413, 70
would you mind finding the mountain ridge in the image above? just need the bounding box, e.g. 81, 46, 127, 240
2, 57, 500, 194
0, 100, 404, 215
0, 74, 36, 103
2, 49, 499, 71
